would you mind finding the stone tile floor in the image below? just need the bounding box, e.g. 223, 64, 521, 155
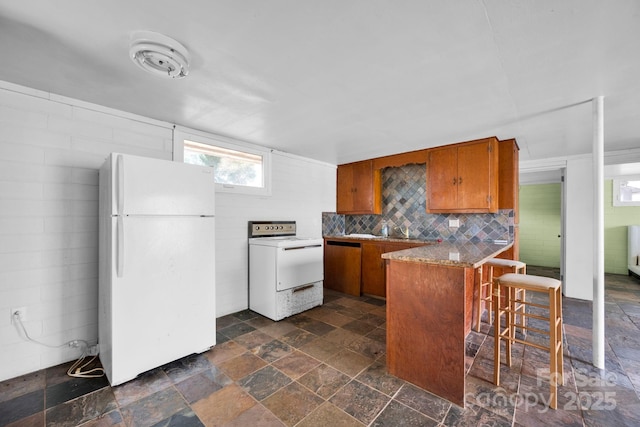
1, 266, 640, 426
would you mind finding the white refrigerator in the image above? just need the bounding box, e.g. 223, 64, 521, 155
98, 153, 216, 386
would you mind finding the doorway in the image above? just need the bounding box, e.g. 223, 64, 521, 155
518, 168, 565, 286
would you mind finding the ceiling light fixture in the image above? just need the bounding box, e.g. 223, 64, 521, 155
129, 31, 190, 79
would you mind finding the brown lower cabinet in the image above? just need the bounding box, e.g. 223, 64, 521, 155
361, 243, 387, 296
324, 238, 425, 297
324, 240, 362, 296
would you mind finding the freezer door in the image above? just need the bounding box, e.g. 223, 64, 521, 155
110, 153, 215, 216
108, 216, 215, 385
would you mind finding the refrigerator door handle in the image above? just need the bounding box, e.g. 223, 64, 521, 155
117, 216, 124, 277
116, 154, 124, 215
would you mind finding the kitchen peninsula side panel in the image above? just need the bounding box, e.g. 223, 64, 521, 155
386, 259, 474, 407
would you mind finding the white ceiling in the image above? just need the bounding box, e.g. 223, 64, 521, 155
0, 0, 639, 165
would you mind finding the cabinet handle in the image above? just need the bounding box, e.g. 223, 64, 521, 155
453, 177, 457, 185
458, 176, 462, 185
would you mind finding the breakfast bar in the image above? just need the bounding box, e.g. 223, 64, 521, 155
382, 240, 513, 407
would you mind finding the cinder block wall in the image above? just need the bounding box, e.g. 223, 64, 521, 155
0, 83, 173, 381
0, 81, 336, 382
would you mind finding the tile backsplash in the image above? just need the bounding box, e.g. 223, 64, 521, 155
323, 164, 513, 242
322, 211, 346, 236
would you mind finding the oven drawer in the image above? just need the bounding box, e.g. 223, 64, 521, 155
273, 281, 323, 320
276, 244, 323, 291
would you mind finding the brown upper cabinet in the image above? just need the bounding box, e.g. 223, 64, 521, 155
426, 138, 499, 213
498, 138, 519, 221
336, 160, 382, 214
498, 138, 520, 259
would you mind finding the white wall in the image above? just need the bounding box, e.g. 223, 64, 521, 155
564, 157, 594, 300
520, 155, 596, 301
0, 82, 336, 382
215, 151, 335, 316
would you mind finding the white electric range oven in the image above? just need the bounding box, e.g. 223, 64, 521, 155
248, 221, 324, 321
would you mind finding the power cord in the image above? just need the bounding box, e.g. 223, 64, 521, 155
66, 343, 105, 379
12, 310, 105, 379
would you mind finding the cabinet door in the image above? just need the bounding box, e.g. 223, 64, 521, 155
336, 160, 381, 214
323, 241, 361, 296
457, 141, 493, 210
427, 147, 458, 211
361, 241, 426, 298
361, 243, 386, 297
352, 160, 377, 212
336, 164, 355, 213
499, 139, 519, 224
427, 139, 498, 213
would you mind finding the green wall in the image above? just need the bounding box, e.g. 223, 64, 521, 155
519, 183, 562, 268
519, 180, 640, 273
604, 179, 640, 274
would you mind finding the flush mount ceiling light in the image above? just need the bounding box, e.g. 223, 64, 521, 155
129, 31, 190, 79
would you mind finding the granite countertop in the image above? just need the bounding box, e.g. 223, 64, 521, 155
381, 240, 513, 268
324, 234, 437, 245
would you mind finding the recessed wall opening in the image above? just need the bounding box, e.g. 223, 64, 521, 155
519, 168, 566, 286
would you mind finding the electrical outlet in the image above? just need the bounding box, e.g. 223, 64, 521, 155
449, 219, 460, 228
88, 345, 100, 356
10, 307, 27, 324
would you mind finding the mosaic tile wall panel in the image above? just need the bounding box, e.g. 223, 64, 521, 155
323, 164, 514, 242
322, 212, 345, 236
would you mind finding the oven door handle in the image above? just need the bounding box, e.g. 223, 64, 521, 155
293, 284, 315, 293
283, 244, 322, 251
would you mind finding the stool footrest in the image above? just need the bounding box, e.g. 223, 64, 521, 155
504, 323, 549, 337
497, 332, 551, 352
499, 308, 548, 323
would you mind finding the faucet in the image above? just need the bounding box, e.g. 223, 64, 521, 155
394, 225, 409, 239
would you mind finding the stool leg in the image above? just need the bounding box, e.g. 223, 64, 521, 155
506, 286, 513, 367
515, 265, 527, 335
520, 289, 527, 333
549, 286, 559, 409
556, 287, 564, 386
475, 266, 483, 332
514, 287, 526, 336
487, 266, 494, 326
520, 265, 527, 333
493, 280, 501, 386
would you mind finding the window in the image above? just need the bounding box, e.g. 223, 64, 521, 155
174, 128, 271, 196
613, 176, 640, 206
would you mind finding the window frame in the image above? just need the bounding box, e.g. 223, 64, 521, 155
612, 175, 640, 207
173, 127, 272, 196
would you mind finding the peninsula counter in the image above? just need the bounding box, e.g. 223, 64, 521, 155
382, 241, 513, 407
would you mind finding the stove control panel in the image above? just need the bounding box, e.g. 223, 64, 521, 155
249, 221, 296, 237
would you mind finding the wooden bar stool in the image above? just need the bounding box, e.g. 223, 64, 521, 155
475, 258, 526, 332
493, 273, 564, 409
